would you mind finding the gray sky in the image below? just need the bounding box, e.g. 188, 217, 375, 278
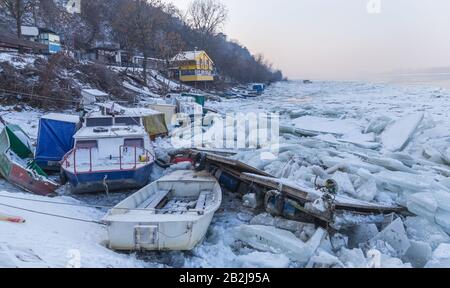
166, 0, 450, 80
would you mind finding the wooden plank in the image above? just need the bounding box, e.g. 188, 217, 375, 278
198, 150, 405, 218
197, 151, 272, 177
138, 190, 170, 209
241, 172, 404, 214
240, 172, 310, 200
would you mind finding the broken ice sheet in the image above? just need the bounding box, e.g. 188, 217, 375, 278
234, 252, 290, 268
404, 217, 450, 250
233, 225, 327, 265
425, 243, 450, 268
369, 218, 411, 258
381, 113, 424, 152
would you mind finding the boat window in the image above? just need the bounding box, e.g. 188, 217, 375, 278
124, 138, 144, 148
86, 117, 113, 127
115, 117, 141, 126
76, 140, 98, 149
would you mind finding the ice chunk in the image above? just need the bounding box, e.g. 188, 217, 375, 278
406, 193, 438, 222
381, 113, 424, 152
423, 145, 445, 164
403, 240, 432, 268
367, 157, 417, 174
370, 218, 411, 257
348, 224, 379, 248
404, 217, 450, 250
306, 249, 344, 268
374, 171, 432, 192
242, 193, 258, 209
380, 254, 412, 268
292, 116, 363, 137
425, 243, 450, 268
365, 116, 392, 134
233, 225, 327, 264
338, 248, 368, 268
338, 132, 381, 150
320, 156, 382, 174
234, 252, 290, 268
434, 191, 450, 212
332, 171, 356, 196
435, 209, 450, 234
386, 152, 417, 168
250, 213, 315, 234
330, 234, 348, 251
354, 177, 378, 202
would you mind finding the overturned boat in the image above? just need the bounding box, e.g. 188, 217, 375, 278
0, 124, 58, 196
60, 105, 156, 194
103, 170, 222, 251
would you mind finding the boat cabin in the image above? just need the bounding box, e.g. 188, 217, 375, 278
61, 104, 156, 186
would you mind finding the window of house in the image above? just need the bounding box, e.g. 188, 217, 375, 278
124, 138, 144, 148
76, 140, 98, 149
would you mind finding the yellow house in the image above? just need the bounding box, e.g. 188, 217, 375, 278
172, 50, 214, 82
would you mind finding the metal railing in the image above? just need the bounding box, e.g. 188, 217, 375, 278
61, 146, 155, 175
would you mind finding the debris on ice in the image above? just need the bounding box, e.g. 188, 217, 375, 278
242, 193, 258, 209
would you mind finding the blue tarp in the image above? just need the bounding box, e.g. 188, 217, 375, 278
35, 114, 80, 170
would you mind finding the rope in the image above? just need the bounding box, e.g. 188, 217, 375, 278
0, 88, 80, 104
0, 194, 203, 213
0, 202, 105, 225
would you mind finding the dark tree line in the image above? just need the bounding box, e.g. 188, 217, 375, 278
0, 0, 284, 84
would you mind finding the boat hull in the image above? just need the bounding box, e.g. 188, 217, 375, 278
63, 164, 153, 194
7, 163, 58, 196
103, 170, 222, 251
106, 211, 216, 251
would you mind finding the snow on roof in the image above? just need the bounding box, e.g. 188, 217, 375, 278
75, 125, 147, 140
42, 113, 80, 123
81, 89, 109, 97
94, 102, 161, 117
21, 26, 39, 37
172, 50, 211, 62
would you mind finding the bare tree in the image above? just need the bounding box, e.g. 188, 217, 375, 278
112, 0, 165, 84
188, 0, 227, 48
0, 0, 36, 40
156, 31, 185, 93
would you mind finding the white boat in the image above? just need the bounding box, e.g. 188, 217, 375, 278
61, 103, 156, 194
103, 170, 222, 251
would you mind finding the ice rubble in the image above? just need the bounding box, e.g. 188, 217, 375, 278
3, 81, 450, 268
233, 225, 327, 265
381, 113, 424, 152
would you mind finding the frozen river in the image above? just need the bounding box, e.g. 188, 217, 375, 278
2, 80, 450, 268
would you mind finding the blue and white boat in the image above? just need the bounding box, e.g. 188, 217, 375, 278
61, 104, 156, 194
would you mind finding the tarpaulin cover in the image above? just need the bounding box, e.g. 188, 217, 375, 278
143, 113, 168, 138
35, 116, 79, 167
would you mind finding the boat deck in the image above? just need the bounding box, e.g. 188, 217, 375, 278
133, 189, 214, 214
62, 148, 153, 173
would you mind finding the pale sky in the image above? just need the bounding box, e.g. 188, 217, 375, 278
166, 0, 450, 80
